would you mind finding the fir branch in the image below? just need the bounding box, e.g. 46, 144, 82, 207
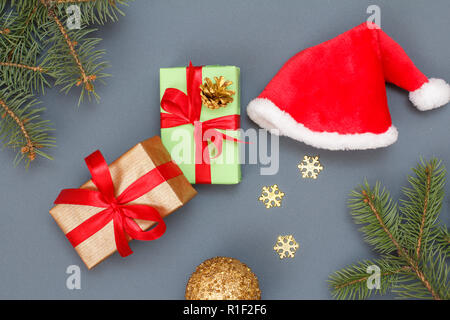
5, 2, 45, 45
360, 183, 442, 299
10, 3, 55, 48
437, 225, 450, 257
55, 0, 132, 25
42, 23, 108, 104
0, 42, 50, 93
416, 163, 432, 258
329, 258, 409, 300
0, 98, 33, 157
0, 87, 54, 166
47, 7, 96, 93
55, 0, 98, 3
0, 61, 44, 72
400, 159, 446, 259
349, 182, 401, 255
332, 160, 449, 300
0, 0, 130, 167
0, 10, 25, 49
0, 8, 44, 77
394, 248, 449, 299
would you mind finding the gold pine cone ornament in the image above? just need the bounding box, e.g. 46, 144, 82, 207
185, 257, 261, 300
200, 76, 235, 109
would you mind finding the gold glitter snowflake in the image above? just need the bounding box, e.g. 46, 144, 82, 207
273, 235, 299, 259
297, 155, 323, 179
258, 184, 285, 209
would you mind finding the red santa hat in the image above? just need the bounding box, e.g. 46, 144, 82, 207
247, 22, 450, 150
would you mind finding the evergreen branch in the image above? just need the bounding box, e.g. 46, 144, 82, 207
0, 10, 23, 48
437, 225, 450, 257
361, 186, 442, 300
416, 162, 432, 259
0, 98, 34, 158
12, 0, 131, 27
55, 0, 132, 25
55, 0, 98, 3
0, 61, 44, 73
46, 7, 96, 93
329, 258, 409, 300
400, 160, 446, 260
334, 161, 450, 300
421, 248, 449, 299
349, 182, 401, 255
0, 0, 130, 167
362, 187, 402, 255
0, 87, 54, 166
18, 4, 39, 36
0, 7, 43, 64
0, 40, 50, 93
42, 23, 109, 104
394, 248, 449, 299
9, 2, 49, 41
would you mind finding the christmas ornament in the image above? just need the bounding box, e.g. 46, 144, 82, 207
160, 63, 243, 184
185, 257, 261, 300
50, 137, 197, 269
247, 22, 450, 151
0, 1, 130, 167
298, 155, 323, 179
273, 235, 299, 259
329, 159, 450, 300
200, 76, 235, 110
259, 184, 285, 208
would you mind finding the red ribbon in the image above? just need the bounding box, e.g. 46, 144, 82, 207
161, 62, 244, 184
54, 150, 182, 257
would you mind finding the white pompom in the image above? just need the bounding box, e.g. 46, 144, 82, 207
409, 78, 450, 111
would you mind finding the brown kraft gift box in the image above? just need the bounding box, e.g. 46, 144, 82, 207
50, 136, 197, 269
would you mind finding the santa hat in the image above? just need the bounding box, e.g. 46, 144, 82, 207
247, 22, 450, 150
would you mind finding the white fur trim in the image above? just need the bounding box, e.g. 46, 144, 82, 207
247, 98, 398, 150
409, 78, 450, 111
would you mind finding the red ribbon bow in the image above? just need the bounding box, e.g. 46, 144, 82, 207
54, 150, 182, 257
161, 62, 244, 184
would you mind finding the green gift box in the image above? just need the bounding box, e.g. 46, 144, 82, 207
160, 64, 241, 184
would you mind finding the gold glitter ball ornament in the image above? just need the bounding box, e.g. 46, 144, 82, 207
185, 257, 261, 300
200, 76, 235, 109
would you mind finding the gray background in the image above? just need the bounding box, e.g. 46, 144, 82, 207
0, 0, 449, 299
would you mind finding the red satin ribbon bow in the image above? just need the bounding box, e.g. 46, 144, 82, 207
54, 150, 182, 257
160, 62, 244, 184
